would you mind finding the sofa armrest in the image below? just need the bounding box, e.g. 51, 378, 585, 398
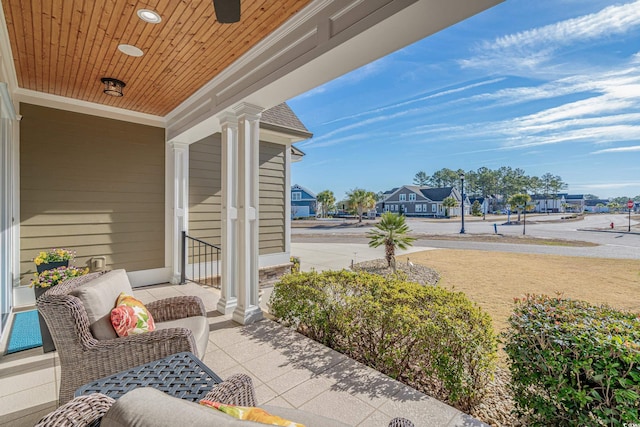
35, 393, 115, 427
202, 373, 258, 407
146, 296, 206, 322
89, 327, 198, 355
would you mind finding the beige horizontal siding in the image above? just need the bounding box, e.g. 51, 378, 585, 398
189, 134, 222, 250
188, 137, 286, 257
19, 103, 165, 282
259, 142, 285, 255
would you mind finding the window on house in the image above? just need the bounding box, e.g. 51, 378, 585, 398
394, 205, 398, 211
292, 192, 301, 201
432, 204, 437, 212
409, 193, 416, 201
416, 204, 422, 212
399, 194, 406, 201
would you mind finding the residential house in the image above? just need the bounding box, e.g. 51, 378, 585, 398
564, 194, 586, 213
0, 0, 503, 341
584, 199, 612, 213
291, 184, 317, 218
531, 193, 586, 213
468, 196, 492, 216
376, 185, 469, 217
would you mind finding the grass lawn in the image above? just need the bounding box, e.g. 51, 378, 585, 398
409, 249, 640, 334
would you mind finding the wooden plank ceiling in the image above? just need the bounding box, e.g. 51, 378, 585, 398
2, 0, 311, 116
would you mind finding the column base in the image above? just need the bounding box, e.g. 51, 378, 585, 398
170, 274, 181, 285
232, 305, 263, 325
217, 297, 237, 315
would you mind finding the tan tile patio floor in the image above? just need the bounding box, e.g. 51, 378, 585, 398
0, 281, 485, 427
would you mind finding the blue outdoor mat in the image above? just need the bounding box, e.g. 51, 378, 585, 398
6, 310, 42, 354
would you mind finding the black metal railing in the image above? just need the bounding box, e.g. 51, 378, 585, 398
181, 231, 221, 287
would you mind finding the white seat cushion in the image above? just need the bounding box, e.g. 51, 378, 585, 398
155, 316, 209, 357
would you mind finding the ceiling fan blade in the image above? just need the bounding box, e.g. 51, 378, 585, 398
213, 0, 241, 24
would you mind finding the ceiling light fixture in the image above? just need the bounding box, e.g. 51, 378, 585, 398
137, 9, 162, 24
101, 77, 126, 97
118, 44, 144, 57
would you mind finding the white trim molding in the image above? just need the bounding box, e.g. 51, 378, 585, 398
14, 88, 165, 128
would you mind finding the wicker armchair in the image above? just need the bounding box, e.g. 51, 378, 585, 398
36, 374, 415, 427
37, 272, 207, 405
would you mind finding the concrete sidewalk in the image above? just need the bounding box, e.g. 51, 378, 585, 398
290, 242, 436, 272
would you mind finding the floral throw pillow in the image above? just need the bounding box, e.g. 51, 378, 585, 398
110, 292, 156, 337
199, 400, 304, 427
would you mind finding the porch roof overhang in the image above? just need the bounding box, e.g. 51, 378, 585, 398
0, 0, 503, 139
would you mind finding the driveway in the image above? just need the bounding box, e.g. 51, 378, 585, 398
291, 214, 640, 260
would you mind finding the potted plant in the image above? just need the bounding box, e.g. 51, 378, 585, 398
31, 266, 88, 292
33, 248, 76, 273
31, 265, 88, 353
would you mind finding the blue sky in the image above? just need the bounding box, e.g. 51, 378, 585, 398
288, 0, 640, 201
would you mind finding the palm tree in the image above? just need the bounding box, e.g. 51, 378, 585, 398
508, 193, 532, 221
607, 201, 620, 213
316, 190, 335, 218
346, 188, 376, 223
442, 196, 458, 217
367, 212, 416, 269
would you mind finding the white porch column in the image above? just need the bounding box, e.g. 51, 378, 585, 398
217, 113, 238, 314
232, 103, 263, 325
169, 141, 189, 284
284, 145, 292, 255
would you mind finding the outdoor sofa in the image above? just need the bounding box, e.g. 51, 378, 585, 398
36, 373, 415, 427
36, 269, 209, 405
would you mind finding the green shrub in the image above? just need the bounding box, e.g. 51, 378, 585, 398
269, 270, 497, 411
289, 256, 301, 274
504, 294, 640, 426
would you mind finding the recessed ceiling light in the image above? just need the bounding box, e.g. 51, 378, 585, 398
137, 9, 161, 24
118, 44, 144, 57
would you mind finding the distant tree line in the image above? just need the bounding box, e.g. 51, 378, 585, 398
311, 168, 640, 220
413, 167, 568, 203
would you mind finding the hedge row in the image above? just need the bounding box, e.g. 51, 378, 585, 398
269, 270, 498, 410
504, 294, 640, 426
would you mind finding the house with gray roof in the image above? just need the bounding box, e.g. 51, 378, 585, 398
531, 193, 586, 213
291, 184, 317, 218
376, 185, 469, 218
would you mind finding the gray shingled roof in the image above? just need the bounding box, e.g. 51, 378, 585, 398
261, 103, 312, 139
419, 187, 455, 202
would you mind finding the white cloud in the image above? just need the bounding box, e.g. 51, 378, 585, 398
321, 78, 505, 126
460, 1, 640, 71
508, 96, 637, 130
580, 181, 640, 189
473, 67, 640, 107
591, 145, 640, 154
301, 134, 368, 149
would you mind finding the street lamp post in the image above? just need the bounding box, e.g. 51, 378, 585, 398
459, 173, 465, 234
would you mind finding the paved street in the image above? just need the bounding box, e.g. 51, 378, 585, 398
292, 213, 640, 260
